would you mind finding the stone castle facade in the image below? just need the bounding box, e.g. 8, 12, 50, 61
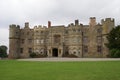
9, 17, 114, 58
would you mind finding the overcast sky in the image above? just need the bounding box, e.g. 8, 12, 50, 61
0, 0, 120, 49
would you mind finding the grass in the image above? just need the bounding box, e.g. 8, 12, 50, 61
0, 60, 120, 80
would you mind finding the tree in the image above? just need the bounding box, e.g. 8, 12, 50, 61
0, 45, 8, 58
107, 25, 120, 57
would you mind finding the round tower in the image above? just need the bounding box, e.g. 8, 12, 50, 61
9, 24, 20, 59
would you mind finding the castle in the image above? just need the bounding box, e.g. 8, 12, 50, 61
9, 17, 114, 58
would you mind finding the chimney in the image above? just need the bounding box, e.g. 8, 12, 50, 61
48, 21, 51, 28
75, 19, 79, 25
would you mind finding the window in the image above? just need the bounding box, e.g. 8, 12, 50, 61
41, 31, 43, 34
54, 35, 61, 43
83, 46, 88, 53
65, 30, 68, 34
28, 39, 32, 43
97, 46, 102, 53
21, 39, 25, 44
97, 29, 102, 33
16, 32, 18, 34
78, 29, 81, 32
36, 31, 39, 35
41, 39, 44, 44
36, 39, 39, 44
97, 36, 102, 43
36, 31, 38, 33
73, 51, 76, 54
27, 32, 29, 35
20, 48, 23, 53
28, 48, 32, 53
83, 36, 88, 43
73, 29, 76, 32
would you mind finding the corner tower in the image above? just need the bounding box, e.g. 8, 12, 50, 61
101, 18, 115, 34
9, 24, 20, 59
101, 18, 115, 57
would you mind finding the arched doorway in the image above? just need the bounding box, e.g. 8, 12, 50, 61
52, 48, 58, 57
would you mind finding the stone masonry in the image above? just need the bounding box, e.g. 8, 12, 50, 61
9, 17, 114, 58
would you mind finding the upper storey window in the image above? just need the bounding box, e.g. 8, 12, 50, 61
65, 30, 68, 34
54, 35, 61, 43
83, 36, 88, 43
73, 29, 76, 32
97, 46, 102, 53
21, 39, 25, 44
28, 39, 32, 43
40, 31, 44, 35
97, 36, 102, 43
27, 32, 29, 35
41, 31, 43, 34
97, 28, 102, 33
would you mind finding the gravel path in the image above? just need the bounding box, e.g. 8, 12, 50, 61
17, 58, 120, 62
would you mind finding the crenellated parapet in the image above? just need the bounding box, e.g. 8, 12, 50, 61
101, 18, 114, 24
101, 18, 115, 34
9, 24, 20, 39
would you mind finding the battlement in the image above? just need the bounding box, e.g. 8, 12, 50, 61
101, 18, 114, 23
34, 25, 47, 30
89, 17, 96, 26
90, 17, 96, 19
9, 24, 20, 29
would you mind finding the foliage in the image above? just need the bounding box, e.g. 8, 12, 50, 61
30, 52, 47, 58
29, 52, 37, 58
107, 25, 120, 49
0, 45, 8, 58
107, 25, 120, 58
0, 61, 120, 80
108, 49, 120, 58
67, 54, 78, 58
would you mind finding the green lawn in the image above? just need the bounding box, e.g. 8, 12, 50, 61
0, 60, 120, 80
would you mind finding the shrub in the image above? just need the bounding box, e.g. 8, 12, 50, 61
67, 54, 78, 58
30, 52, 37, 58
30, 52, 47, 58
36, 54, 47, 58
109, 49, 120, 58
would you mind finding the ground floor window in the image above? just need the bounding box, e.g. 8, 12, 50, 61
97, 46, 102, 53
20, 48, 23, 53
28, 48, 32, 53
83, 46, 88, 53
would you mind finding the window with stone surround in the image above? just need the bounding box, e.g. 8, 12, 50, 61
28, 48, 32, 53
97, 28, 102, 33
21, 39, 25, 44
54, 35, 61, 43
28, 39, 32, 43
97, 36, 102, 43
36, 39, 39, 44
97, 46, 102, 53
83, 36, 88, 43
20, 48, 23, 53
83, 46, 88, 53
40, 39, 44, 44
